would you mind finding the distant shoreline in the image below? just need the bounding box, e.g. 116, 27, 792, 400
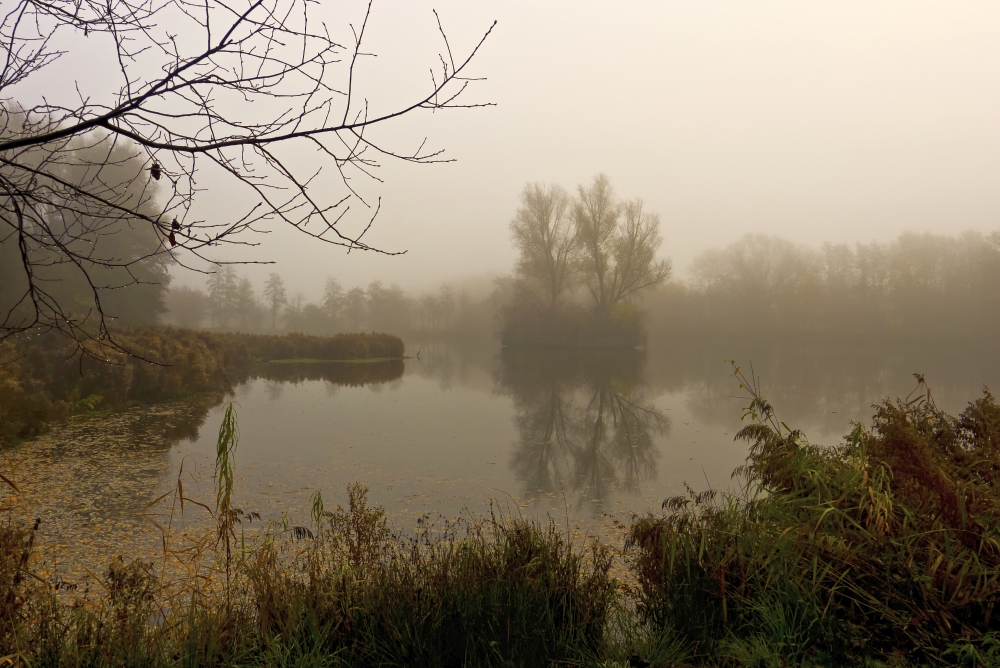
264, 356, 408, 364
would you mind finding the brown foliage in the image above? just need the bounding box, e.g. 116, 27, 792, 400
867, 388, 1000, 543
230, 331, 404, 361
0, 328, 404, 444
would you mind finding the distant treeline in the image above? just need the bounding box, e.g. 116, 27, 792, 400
0, 329, 404, 444
164, 271, 497, 339
95, 211, 1000, 348
647, 230, 1000, 343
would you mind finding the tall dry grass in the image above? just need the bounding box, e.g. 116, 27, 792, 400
627, 367, 1000, 666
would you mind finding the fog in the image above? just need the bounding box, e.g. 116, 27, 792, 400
15, 1, 1000, 299
191, 0, 1000, 299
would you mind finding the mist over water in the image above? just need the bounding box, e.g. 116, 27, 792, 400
20, 335, 1000, 551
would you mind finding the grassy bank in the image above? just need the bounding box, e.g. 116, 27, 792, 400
2, 374, 1000, 665
628, 370, 1000, 666
0, 482, 616, 667
0, 329, 404, 445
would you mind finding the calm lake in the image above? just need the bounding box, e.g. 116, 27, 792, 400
14, 338, 1000, 579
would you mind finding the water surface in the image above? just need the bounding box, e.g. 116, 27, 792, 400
14, 340, 1000, 581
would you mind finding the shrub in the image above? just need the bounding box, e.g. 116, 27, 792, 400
627, 374, 1000, 665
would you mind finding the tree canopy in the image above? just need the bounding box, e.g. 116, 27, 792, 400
514, 174, 671, 318
504, 175, 671, 347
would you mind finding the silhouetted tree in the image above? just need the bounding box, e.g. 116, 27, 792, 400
164, 287, 209, 329
503, 175, 671, 346
0, 136, 171, 329
233, 277, 258, 330
367, 281, 410, 334
263, 273, 287, 331
285, 293, 306, 332
439, 285, 456, 326
510, 183, 578, 311
342, 287, 368, 331
323, 278, 344, 330
602, 199, 672, 312
573, 175, 621, 316
207, 267, 238, 329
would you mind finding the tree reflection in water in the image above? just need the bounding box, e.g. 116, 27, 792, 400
498, 349, 669, 507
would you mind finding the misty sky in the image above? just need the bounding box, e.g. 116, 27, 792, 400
23, 2, 1000, 299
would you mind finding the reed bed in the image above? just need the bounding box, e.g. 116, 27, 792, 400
253, 358, 404, 386
0, 329, 405, 445
0, 494, 616, 667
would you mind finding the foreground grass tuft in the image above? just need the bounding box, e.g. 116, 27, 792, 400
0, 482, 615, 666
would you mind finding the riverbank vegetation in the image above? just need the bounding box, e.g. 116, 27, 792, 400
2, 378, 999, 666
0, 329, 403, 444
0, 478, 617, 667
628, 372, 1000, 666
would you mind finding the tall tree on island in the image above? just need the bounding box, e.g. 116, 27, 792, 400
509, 184, 579, 311
263, 274, 288, 332
572, 175, 671, 319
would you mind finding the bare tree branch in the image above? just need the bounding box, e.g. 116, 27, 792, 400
0, 0, 495, 354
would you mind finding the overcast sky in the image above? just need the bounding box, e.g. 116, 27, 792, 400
29, 1, 1000, 298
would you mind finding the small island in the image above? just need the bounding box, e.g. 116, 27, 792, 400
500, 176, 669, 349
